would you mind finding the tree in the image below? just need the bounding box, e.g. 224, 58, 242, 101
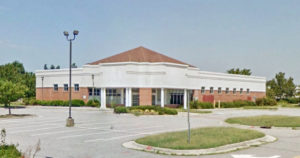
227, 68, 251, 75
50, 65, 55, 69
267, 72, 296, 100
56, 65, 60, 69
0, 80, 26, 115
44, 64, 48, 70
0, 63, 22, 83
12, 61, 25, 74
0, 62, 36, 99
22, 72, 36, 98
71, 63, 77, 68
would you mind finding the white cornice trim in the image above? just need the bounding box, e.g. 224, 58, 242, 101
36, 72, 102, 77
186, 74, 266, 83
198, 71, 266, 80
36, 68, 83, 73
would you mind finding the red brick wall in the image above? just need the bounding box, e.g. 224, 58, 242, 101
193, 90, 265, 103
36, 87, 89, 103
139, 88, 152, 105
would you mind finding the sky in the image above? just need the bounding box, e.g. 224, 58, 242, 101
0, 0, 300, 84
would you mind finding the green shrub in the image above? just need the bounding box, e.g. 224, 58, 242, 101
190, 101, 198, 109
114, 106, 128, 113
233, 100, 256, 107
256, 98, 277, 106
86, 99, 100, 107
49, 100, 65, 106
71, 99, 85, 107
116, 106, 178, 115
285, 97, 300, 104
221, 102, 235, 108
0, 145, 22, 158
198, 102, 213, 109
189, 101, 213, 109
162, 107, 178, 115
255, 98, 264, 106
129, 105, 158, 112
263, 98, 277, 106
32, 99, 85, 107
221, 100, 256, 108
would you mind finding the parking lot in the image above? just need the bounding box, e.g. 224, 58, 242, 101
0, 106, 300, 158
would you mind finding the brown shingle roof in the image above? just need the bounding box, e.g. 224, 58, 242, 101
88, 46, 195, 67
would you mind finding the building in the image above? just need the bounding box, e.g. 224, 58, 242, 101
35, 46, 266, 109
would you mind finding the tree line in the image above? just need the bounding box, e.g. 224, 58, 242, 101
228, 68, 298, 100
43, 63, 77, 70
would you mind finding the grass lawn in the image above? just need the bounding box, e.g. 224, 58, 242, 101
135, 127, 264, 150
176, 109, 212, 114
226, 115, 300, 127
280, 103, 300, 108
0, 145, 22, 158
243, 106, 278, 110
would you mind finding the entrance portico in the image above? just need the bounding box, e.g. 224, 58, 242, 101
99, 87, 190, 109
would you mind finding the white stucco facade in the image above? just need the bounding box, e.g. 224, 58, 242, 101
36, 62, 266, 92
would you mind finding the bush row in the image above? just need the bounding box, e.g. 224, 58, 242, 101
282, 97, 300, 104
190, 98, 276, 109
114, 106, 178, 115
23, 98, 100, 107
255, 98, 277, 106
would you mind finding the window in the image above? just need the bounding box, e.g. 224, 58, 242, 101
201, 87, 205, 94
106, 89, 120, 96
218, 87, 222, 94
64, 84, 68, 91
53, 84, 58, 91
240, 88, 243, 94
74, 84, 79, 91
233, 88, 236, 94
247, 88, 250, 94
168, 89, 184, 105
210, 87, 214, 94
225, 88, 229, 94
89, 88, 100, 96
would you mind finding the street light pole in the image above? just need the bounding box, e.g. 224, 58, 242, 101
64, 30, 79, 127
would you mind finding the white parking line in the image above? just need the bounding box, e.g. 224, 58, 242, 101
84, 127, 187, 143
0, 118, 61, 124
57, 125, 163, 140
29, 122, 117, 136
5, 123, 59, 131
31, 126, 111, 136
10, 126, 64, 134
55, 123, 146, 139
76, 121, 116, 127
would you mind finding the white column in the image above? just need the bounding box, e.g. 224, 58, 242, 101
184, 89, 187, 109
128, 88, 132, 107
126, 88, 132, 107
161, 88, 165, 108
101, 88, 106, 109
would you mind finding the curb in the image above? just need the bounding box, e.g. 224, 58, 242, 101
122, 135, 276, 156
227, 123, 300, 130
